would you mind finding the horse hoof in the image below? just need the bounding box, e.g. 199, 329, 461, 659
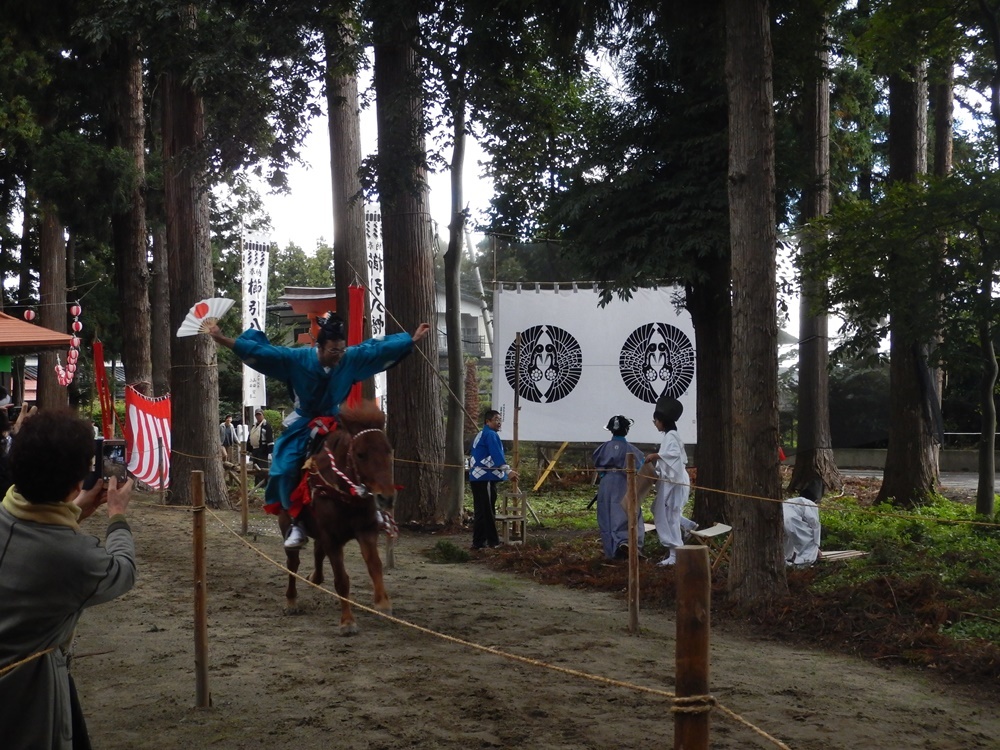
283, 601, 302, 615
340, 622, 359, 636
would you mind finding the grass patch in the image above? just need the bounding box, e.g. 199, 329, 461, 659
425, 540, 471, 564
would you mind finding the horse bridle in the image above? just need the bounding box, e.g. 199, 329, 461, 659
312, 427, 387, 500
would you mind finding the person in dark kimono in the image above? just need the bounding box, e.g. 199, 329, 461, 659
593, 415, 646, 559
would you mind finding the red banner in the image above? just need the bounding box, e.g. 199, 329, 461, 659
93, 340, 115, 439
347, 284, 365, 407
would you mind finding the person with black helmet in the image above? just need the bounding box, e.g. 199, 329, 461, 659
646, 396, 697, 566
209, 314, 430, 548
593, 415, 646, 560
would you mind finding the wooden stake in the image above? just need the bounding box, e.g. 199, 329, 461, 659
239, 446, 248, 535
157, 437, 165, 504
626, 452, 640, 634
675, 545, 711, 749
191, 470, 210, 708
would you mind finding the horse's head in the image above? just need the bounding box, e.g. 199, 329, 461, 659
322, 400, 395, 500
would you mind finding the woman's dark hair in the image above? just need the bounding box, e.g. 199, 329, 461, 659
9, 408, 95, 504
606, 415, 631, 437
317, 313, 347, 345
653, 411, 677, 433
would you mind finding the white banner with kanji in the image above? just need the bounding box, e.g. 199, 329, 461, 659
364, 205, 386, 403
492, 284, 697, 444
241, 235, 270, 409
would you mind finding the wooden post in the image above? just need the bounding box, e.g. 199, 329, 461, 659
626, 452, 639, 634
384, 532, 396, 570
674, 544, 711, 749
157, 437, 165, 504
239, 446, 248, 535
507, 332, 524, 541
511, 332, 521, 474
191, 470, 210, 708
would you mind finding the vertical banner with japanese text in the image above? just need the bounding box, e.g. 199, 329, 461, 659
364, 205, 386, 403
242, 235, 270, 409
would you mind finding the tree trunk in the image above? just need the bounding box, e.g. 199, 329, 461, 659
148, 82, 171, 398
109, 34, 153, 396
372, 7, 445, 524
442, 96, 468, 525
464, 359, 481, 445
878, 66, 937, 507
37, 203, 68, 410
724, 0, 786, 607
790, 18, 842, 496
687, 257, 731, 528
324, 20, 373, 398
150, 226, 171, 397
976, 321, 996, 515
162, 60, 227, 507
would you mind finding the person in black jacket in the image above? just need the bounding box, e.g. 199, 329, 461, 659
246, 409, 273, 471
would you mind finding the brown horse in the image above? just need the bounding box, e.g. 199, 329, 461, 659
278, 400, 397, 635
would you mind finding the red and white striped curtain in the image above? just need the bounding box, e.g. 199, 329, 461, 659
123, 385, 172, 489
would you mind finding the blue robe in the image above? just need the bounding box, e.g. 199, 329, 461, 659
232, 329, 414, 512
593, 437, 645, 558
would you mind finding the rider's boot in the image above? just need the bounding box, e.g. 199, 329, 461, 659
284, 521, 307, 549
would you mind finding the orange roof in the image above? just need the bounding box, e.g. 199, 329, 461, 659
0, 310, 74, 353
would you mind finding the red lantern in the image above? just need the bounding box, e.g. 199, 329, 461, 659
69, 304, 81, 317
67, 363, 77, 374
71, 321, 83, 332
24, 310, 36, 321
71, 337, 81, 348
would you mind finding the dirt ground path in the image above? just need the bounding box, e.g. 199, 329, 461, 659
71, 500, 1000, 750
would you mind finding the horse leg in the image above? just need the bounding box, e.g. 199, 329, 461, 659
284, 547, 301, 614
357, 533, 392, 616
326, 544, 357, 635
309, 537, 325, 586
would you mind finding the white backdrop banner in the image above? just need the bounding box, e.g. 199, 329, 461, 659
492, 284, 697, 444
241, 235, 270, 409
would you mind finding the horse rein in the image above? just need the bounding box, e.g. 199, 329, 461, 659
312, 427, 389, 500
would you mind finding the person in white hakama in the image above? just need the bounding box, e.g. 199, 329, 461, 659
646, 397, 696, 567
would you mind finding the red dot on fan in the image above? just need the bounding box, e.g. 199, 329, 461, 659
195, 302, 209, 318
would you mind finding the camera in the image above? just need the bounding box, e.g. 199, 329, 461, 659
82, 438, 129, 489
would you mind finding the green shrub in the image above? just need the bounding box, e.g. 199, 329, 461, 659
426, 540, 471, 563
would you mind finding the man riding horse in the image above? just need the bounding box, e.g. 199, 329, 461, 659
209, 314, 431, 548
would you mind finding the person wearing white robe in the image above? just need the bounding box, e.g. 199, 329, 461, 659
646, 398, 696, 567
783, 480, 823, 566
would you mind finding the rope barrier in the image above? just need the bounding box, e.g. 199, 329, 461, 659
201, 505, 792, 749
0, 647, 56, 679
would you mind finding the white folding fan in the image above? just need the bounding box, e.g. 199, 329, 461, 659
176, 297, 235, 337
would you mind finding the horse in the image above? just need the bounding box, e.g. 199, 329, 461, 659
277, 400, 397, 635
